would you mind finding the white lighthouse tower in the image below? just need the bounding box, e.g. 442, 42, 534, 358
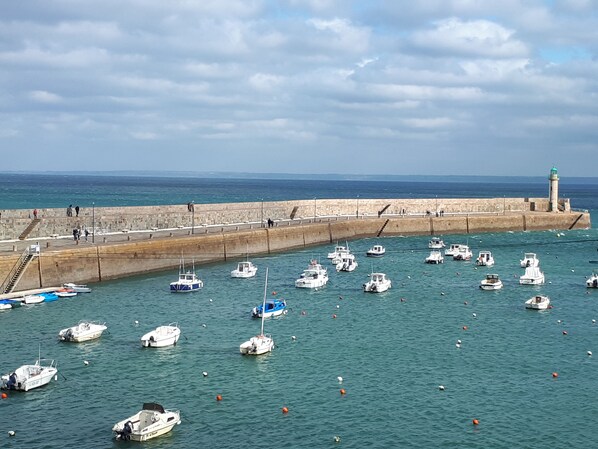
548, 166, 559, 212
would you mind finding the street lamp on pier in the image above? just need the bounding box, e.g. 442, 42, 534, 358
314, 198, 317, 221
261, 199, 264, 228
92, 202, 95, 243
356, 195, 360, 218
191, 201, 195, 234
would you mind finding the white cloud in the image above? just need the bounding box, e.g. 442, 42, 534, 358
28, 90, 62, 103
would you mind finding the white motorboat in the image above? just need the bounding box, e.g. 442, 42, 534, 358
55, 288, 77, 298
336, 255, 358, 272
23, 294, 45, 304
520, 253, 539, 268
327, 244, 347, 260
240, 268, 274, 355
331, 248, 354, 265
231, 260, 258, 278
113, 402, 181, 441
366, 245, 386, 257
429, 237, 445, 249
363, 272, 392, 293
62, 283, 92, 293
525, 295, 551, 310
480, 274, 503, 290
476, 251, 495, 267
586, 273, 598, 288
59, 321, 107, 342
1, 357, 57, 392
251, 298, 287, 318
519, 266, 545, 285
295, 260, 328, 288
141, 323, 181, 348
425, 250, 444, 264
170, 259, 203, 292
445, 244, 461, 257
453, 245, 473, 261
0, 302, 12, 310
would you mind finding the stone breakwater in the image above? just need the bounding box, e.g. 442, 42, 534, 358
0, 196, 569, 241
0, 198, 589, 293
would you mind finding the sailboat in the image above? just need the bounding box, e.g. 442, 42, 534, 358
239, 268, 274, 355
169, 257, 203, 292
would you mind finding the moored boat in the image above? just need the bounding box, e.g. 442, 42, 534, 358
425, 250, 444, 264
59, 321, 107, 342
586, 273, 598, 288
62, 283, 92, 293
327, 244, 347, 260
336, 255, 358, 272
295, 260, 328, 289
112, 403, 181, 441
525, 295, 551, 310
476, 251, 495, 267
453, 245, 473, 261
445, 244, 461, 257
241, 268, 274, 355
519, 266, 545, 285
141, 323, 181, 348
252, 298, 287, 318
231, 260, 258, 278
170, 259, 203, 292
363, 272, 392, 293
1, 357, 58, 391
366, 245, 386, 257
480, 274, 503, 290
55, 288, 77, 298
429, 237, 445, 249
23, 294, 45, 304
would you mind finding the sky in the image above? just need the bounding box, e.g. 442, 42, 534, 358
1, 0, 597, 176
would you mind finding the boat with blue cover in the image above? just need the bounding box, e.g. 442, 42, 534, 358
252, 298, 287, 318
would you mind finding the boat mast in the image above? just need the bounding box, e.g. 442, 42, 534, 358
260, 268, 268, 336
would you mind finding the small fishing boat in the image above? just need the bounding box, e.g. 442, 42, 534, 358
453, 245, 473, 261
525, 295, 551, 310
0, 300, 13, 310
141, 323, 181, 348
231, 260, 258, 278
586, 273, 598, 288
1, 354, 58, 392
170, 259, 203, 292
58, 321, 107, 342
445, 244, 461, 257
429, 237, 445, 249
480, 274, 503, 290
240, 268, 274, 355
520, 253, 539, 268
519, 266, 545, 285
55, 288, 77, 298
336, 255, 358, 272
112, 402, 181, 441
295, 260, 328, 288
363, 273, 392, 293
252, 298, 287, 318
327, 244, 347, 260
40, 292, 59, 302
366, 245, 386, 257
476, 251, 495, 267
425, 250, 444, 264
23, 294, 45, 304
62, 283, 92, 293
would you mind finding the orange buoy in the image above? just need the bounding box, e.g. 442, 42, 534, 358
1, 392, 7, 399
340, 388, 346, 395
332, 314, 337, 319
462, 326, 468, 330
216, 394, 223, 401
282, 406, 289, 414
552, 372, 558, 378
272, 291, 277, 295
472, 419, 479, 426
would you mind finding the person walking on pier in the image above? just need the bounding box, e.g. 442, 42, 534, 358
33, 209, 38, 219
75, 205, 80, 217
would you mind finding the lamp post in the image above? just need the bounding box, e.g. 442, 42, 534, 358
503, 195, 506, 215
261, 199, 264, 228
356, 195, 360, 218
314, 197, 317, 221
92, 202, 95, 243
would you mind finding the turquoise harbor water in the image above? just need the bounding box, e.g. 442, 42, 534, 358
1, 174, 598, 448
2, 227, 598, 448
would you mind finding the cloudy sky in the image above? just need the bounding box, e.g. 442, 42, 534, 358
1, 0, 597, 176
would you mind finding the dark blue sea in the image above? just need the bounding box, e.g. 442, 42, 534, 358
1, 173, 598, 449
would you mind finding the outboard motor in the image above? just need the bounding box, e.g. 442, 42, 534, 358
119, 421, 133, 441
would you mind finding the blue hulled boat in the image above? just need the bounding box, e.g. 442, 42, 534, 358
251, 299, 287, 318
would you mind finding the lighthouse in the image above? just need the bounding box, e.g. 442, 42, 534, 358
548, 166, 559, 212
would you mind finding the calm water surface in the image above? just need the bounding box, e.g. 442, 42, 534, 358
2, 227, 598, 448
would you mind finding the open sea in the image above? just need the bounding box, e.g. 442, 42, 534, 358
1, 173, 598, 449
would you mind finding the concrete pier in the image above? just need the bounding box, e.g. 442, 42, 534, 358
0, 198, 590, 292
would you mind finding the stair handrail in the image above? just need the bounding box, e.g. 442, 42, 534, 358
1, 246, 35, 294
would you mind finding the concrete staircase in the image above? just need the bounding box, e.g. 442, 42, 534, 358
18, 218, 41, 240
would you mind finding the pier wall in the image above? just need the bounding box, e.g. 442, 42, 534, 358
2, 210, 589, 292
0, 197, 569, 241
